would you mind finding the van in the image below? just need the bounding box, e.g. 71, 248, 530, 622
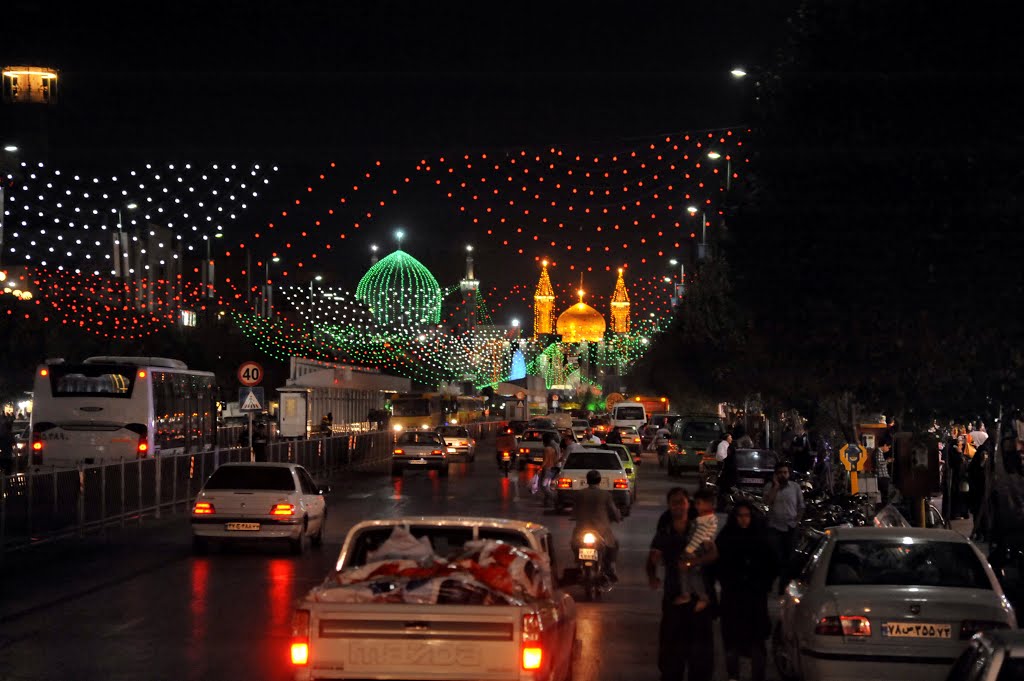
611, 402, 647, 430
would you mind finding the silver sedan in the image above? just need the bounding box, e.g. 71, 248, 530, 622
774, 527, 1016, 681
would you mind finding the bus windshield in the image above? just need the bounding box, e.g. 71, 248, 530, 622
614, 406, 645, 420
392, 399, 430, 416
49, 364, 136, 398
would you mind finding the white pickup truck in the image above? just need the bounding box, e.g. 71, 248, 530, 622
290, 517, 577, 681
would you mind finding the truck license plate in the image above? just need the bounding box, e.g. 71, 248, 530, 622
882, 622, 951, 638
578, 548, 598, 560
225, 522, 260, 531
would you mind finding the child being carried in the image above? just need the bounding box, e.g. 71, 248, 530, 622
674, 489, 718, 612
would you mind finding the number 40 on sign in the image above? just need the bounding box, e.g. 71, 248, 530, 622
238, 362, 264, 387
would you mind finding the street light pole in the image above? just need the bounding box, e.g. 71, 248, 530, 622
310, 274, 322, 301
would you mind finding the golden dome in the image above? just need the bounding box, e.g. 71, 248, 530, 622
556, 301, 606, 343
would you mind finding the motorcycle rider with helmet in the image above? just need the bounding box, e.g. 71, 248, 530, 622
573, 469, 622, 581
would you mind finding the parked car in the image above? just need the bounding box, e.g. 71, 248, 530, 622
190, 462, 329, 554
774, 527, 1016, 681
668, 415, 725, 476
700, 448, 778, 493
946, 629, 1024, 681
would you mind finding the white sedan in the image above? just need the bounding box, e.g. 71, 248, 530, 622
191, 462, 328, 555
436, 425, 476, 461
774, 527, 1016, 681
554, 448, 632, 516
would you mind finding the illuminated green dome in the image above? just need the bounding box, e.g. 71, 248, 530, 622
355, 249, 442, 327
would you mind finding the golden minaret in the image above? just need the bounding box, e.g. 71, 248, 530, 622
533, 259, 555, 338
610, 267, 631, 333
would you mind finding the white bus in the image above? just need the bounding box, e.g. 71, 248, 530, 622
30, 356, 217, 467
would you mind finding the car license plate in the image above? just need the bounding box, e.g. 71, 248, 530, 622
225, 522, 260, 531
882, 622, 952, 638
409, 458, 427, 464
578, 548, 598, 560
740, 477, 763, 484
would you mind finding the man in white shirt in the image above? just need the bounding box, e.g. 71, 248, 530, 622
580, 428, 602, 445
715, 432, 733, 462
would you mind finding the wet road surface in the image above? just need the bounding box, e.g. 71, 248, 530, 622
0, 440, 761, 681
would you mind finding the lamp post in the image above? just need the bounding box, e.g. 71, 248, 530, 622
202, 232, 223, 299
263, 256, 280, 317
707, 150, 732, 191
688, 205, 708, 261
395, 228, 405, 250
0, 144, 19, 267
310, 274, 323, 300
370, 243, 379, 265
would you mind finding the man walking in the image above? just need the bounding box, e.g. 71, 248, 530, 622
764, 461, 804, 594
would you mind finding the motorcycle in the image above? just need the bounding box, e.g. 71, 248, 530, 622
572, 529, 612, 601
497, 449, 516, 477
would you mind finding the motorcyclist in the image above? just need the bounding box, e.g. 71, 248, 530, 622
573, 469, 622, 581
495, 424, 518, 466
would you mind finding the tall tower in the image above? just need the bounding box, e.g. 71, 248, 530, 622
610, 267, 631, 333
459, 245, 480, 329
533, 259, 554, 338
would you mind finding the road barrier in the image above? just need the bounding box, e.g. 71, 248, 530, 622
0, 422, 503, 557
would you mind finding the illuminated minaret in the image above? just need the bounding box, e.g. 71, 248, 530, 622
610, 267, 631, 333
533, 259, 554, 338
459, 245, 479, 329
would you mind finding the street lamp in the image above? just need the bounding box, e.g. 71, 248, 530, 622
263, 256, 281, 317
201, 232, 223, 299
688, 205, 708, 261
730, 67, 747, 78
370, 243, 379, 264
2, 145, 17, 152
707, 150, 732, 191
310, 274, 323, 300
395, 229, 405, 249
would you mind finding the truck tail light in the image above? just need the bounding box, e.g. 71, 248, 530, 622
192, 501, 215, 515
291, 609, 310, 666
815, 616, 871, 637
557, 478, 572, 489
270, 503, 295, 516
613, 478, 629, 489
521, 613, 543, 670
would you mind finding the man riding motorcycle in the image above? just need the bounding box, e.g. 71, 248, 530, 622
572, 469, 622, 581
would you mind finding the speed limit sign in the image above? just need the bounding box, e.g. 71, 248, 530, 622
238, 361, 264, 386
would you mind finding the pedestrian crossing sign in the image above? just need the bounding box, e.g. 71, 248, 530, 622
239, 387, 265, 412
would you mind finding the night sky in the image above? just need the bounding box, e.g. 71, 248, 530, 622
2, 1, 796, 322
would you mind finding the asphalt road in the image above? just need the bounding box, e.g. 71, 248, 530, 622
0, 440, 763, 681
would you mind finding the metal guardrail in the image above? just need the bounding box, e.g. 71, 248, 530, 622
0, 430, 394, 556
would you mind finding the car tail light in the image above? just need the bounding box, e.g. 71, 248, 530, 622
393, 448, 405, 455
193, 501, 215, 515
557, 478, 572, 489
520, 448, 529, 454
815, 616, 871, 637
291, 609, 310, 666
614, 478, 629, 489
521, 613, 543, 670
431, 449, 445, 455
633, 437, 641, 444
960, 620, 1009, 640
270, 503, 295, 516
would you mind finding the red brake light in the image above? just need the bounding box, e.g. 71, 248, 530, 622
137, 370, 147, 379
137, 441, 149, 454
32, 440, 43, 451
815, 616, 871, 637
520, 448, 529, 454
193, 501, 215, 515
393, 448, 404, 455
271, 503, 295, 516
521, 613, 543, 670
614, 478, 629, 489
557, 478, 572, 489
40, 368, 49, 377
431, 449, 444, 455
501, 452, 511, 459
291, 609, 310, 666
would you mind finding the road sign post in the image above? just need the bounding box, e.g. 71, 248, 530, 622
239, 387, 265, 462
